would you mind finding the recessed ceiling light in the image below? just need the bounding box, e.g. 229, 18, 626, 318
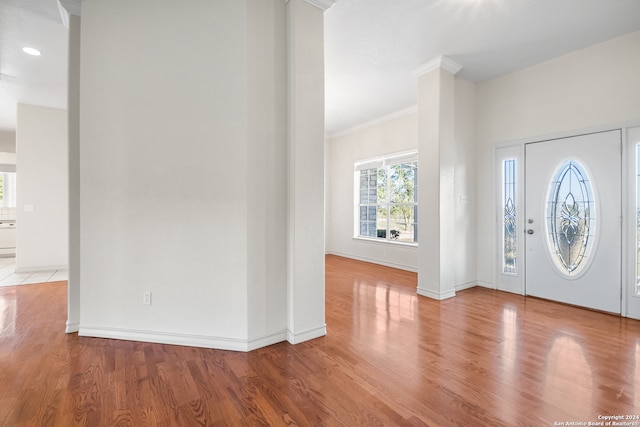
22, 47, 41, 56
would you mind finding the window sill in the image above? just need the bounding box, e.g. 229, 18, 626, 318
352, 236, 418, 248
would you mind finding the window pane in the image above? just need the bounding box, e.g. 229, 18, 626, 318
376, 206, 387, 238
355, 155, 417, 244
367, 221, 376, 237
359, 190, 368, 204
389, 163, 416, 204
368, 189, 377, 203
359, 206, 367, 221
360, 171, 368, 187
503, 159, 517, 274
546, 160, 595, 276
358, 168, 377, 238
0, 173, 15, 208
377, 168, 387, 202
413, 206, 418, 243
368, 206, 377, 220
389, 205, 415, 242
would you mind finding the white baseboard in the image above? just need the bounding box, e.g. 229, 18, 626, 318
15, 265, 68, 274
625, 309, 640, 321
325, 251, 417, 272
417, 287, 456, 300
78, 325, 287, 352
65, 321, 79, 333
497, 285, 525, 295
476, 281, 495, 289
455, 281, 477, 292
247, 331, 289, 351
287, 324, 327, 344
417, 282, 478, 298
479, 280, 525, 295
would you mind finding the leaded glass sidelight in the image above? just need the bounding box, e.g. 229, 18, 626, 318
503, 159, 517, 274
546, 160, 596, 275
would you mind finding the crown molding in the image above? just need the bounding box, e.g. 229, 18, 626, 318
413, 56, 463, 77
303, 0, 337, 12
328, 105, 418, 139
58, 0, 334, 18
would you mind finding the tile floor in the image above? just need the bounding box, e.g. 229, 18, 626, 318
0, 257, 68, 287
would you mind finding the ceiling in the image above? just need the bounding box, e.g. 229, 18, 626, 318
325, 0, 640, 136
0, 0, 68, 132
1, 1, 640, 136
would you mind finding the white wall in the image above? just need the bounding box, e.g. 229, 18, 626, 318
0, 130, 16, 153
78, 0, 290, 350
476, 30, 640, 287
453, 77, 477, 288
326, 111, 419, 271
326, 30, 639, 302
246, 0, 288, 345
67, 13, 81, 333
15, 104, 69, 271
286, 0, 327, 343
326, 74, 476, 281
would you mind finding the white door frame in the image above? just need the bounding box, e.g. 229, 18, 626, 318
493, 121, 640, 320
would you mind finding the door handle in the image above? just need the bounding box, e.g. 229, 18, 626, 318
527, 229, 534, 235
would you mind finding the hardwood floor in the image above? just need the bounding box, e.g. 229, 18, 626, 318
1, 254, 640, 426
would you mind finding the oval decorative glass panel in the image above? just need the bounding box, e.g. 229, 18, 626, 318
546, 160, 596, 275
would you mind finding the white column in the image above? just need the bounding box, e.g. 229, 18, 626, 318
286, 0, 334, 344
415, 56, 462, 300
66, 11, 81, 333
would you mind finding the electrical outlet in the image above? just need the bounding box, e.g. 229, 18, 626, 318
143, 291, 152, 305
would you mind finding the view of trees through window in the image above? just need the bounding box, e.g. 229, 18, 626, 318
358, 160, 417, 243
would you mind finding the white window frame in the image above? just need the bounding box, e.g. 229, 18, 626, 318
0, 172, 16, 208
353, 150, 418, 246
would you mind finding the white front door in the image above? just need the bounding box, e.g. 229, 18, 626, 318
525, 130, 622, 313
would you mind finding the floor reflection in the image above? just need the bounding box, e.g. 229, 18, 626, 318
0, 292, 16, 336
351, 278, 421, 378
544, 335, 593, 413
352, 279, 419, 341
325, 255, 640, 423
501, 305, 518, 378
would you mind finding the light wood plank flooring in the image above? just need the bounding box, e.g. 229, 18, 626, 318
1, 254, 639, 426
